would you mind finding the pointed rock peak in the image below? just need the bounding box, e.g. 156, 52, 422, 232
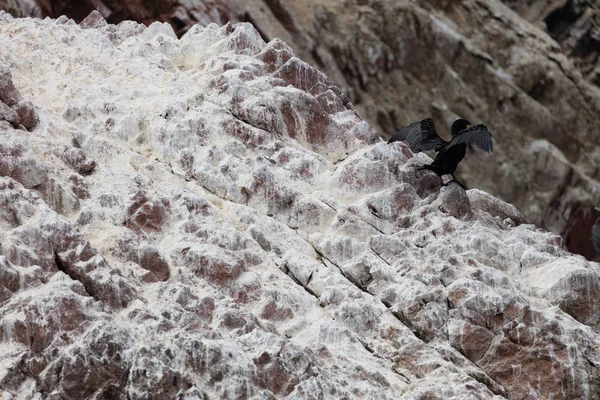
80, 10, 108, 29
143, 21, 178, 41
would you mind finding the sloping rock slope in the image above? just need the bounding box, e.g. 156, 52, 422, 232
2, 12, 600, 400
222, 0, 600, 260
7, 0, 600, 260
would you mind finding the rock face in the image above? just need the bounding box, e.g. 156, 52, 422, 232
500, 0, 600, 87
8, 0, 600, 260
2, 11, 600, 400
220, 0, 600, 261
1, 0, 231, 33
0, 0, 40, 18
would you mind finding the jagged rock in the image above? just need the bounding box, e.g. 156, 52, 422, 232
467, 188, 527, 225
125, 192, 169, 235
79, 9, 107, 29
55, 145, 96, 175
1, 13, 600, 400
206, 0, 600, 259
433, 183, 471, 219
23, 0, 231, 34
138, 244, 170, 282
0, 133, 46, 188
521, 258, 600, 329
501, 0, 600, 86
0, 101, 19, 125
11, 100, 38, 129
0, 63, 21, 106
6, 0, 600, 258
0, 62, 39, 130
223, 0, 600, 244
1, 178, 136, 308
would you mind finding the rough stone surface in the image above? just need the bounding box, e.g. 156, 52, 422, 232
501, 0, 600, 87
1, 12, 600, 400
0, 61, 39, 130
4, 0, 600, 258
213, 0, 600, 259
467, 188, 528, 225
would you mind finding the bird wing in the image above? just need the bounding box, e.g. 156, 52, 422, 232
388, 118, 447, 152
447, 124, 493, 153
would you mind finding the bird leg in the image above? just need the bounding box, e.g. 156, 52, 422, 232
441, 174, 466, 189
449, 174, 466, 189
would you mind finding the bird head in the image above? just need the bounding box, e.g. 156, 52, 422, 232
451, 119, 473, 136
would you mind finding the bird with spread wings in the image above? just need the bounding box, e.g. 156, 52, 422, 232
388, 118, 493, 189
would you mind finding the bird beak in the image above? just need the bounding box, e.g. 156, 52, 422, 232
466, 124, 474, 129
595, 207, 600, 213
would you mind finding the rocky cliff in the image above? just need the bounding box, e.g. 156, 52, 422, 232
1, 11, 600, 400
4, 0, 600, 260
501, 0, 600, 87
227, 0, 600, 262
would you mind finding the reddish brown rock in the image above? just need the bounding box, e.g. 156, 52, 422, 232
0, 136, 46, 188
255, 38, 294, 73
479, 337, 566, 400
467, 188, 527, 225
180, 244, 245, 286
448, 319, 495, 362
260, 299, 293, 322
68, 173, 90, 199
12, 100, 38, 129
273, 57, 332, 97
138, 244, 170, 282
254, 351, 298, 395
366, 184, 420, 221
433, 183, 471, 219
125, 192, 169, 235
248, 166, 297, 217
56, 146, 97, 175
44, 324, 132, 399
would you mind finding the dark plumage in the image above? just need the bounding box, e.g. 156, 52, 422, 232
593, 207, 600, 254
388, 118, 493, 188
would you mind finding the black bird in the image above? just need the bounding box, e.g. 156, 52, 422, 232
593, 207, 600, 254
388, 118, 493, 188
